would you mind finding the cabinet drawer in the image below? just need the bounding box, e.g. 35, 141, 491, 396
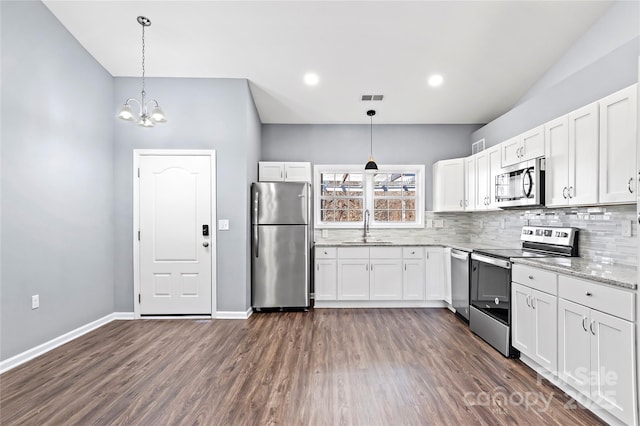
370, 247, 402, 259
315, 247, 337, 259
512, 265, 557, 295
558, 275, 635, 321
402, 247, 424, 259
337, 247, 369, 259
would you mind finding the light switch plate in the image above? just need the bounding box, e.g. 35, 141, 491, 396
32, 294, 39, 310
622, 220, 632, 237
426, 219, 433, 228
218, 219, 230, 231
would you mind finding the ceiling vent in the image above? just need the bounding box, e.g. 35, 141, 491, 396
361, 95, 384, 101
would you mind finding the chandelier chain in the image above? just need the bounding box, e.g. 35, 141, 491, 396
141, 21, 146, 95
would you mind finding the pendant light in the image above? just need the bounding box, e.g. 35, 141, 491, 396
365, 109, 378, 171
117, 16, 167, 127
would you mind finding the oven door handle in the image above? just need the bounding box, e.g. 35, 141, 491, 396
471, 253, 511, 269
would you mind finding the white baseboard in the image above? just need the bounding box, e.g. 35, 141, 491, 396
0, 312, 133, 375
216, 307, 253, 319
314, 300, 447, 309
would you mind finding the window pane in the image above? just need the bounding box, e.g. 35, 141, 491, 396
348, 210, 363, 222
372, 171, 418, 224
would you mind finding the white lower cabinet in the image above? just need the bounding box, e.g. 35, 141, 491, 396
426, 247, 445, 300
442, 247, 452, 304
558, 298, 636, 425
337, 247, 371, 300
511, 282, 557, 373
403, 247, 426, 300
513, 264, 637, 425
314, 245, 446, 303
314, 247, 337, 300
337, 259, 370, 300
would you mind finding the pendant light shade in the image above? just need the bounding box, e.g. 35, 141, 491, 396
365, 109, 378, 171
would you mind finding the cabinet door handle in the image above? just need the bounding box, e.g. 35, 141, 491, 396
568, 186, 573, 198
531, 298, 536, 309
528, 275, 534, 280
582, 317, 588, 332
590, 320, 596, 335
316, 264, 319, 271
459, 200, 463, 207
585, 291, 592, 296
370, 264, 373, 271
404, 264, 407, 271
526, 295, 531, 307
628, 177, 634, 193
426, 252, 429, 260
562, 187, 568, 199
366, 264, 369, 271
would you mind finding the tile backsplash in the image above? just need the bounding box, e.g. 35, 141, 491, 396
316, 205, 637, 266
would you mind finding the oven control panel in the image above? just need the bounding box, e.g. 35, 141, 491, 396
520, 226, 577, 246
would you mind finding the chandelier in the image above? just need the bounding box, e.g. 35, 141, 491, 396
117, 16, 167, 127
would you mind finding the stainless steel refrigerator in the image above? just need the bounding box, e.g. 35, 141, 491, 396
251, 182, 310, 310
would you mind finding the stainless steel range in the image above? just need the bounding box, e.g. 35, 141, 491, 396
469, 226, 579, 357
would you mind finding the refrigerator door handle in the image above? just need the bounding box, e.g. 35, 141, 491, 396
253, 225, 259, 258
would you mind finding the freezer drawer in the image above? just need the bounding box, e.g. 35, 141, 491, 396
252, 224, 309, 308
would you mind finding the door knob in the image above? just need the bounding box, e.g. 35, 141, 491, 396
203, 241, 209, 247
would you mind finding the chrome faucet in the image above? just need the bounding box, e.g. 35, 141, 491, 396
363, 209, 371, 238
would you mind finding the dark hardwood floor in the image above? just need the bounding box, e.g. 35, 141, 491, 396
1, 309, 604, 425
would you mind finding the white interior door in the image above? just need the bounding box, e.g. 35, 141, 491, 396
138, 154, 213, 315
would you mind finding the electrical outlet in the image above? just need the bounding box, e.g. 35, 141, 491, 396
500, 219, 506, 229
426, 219, 433, 228
31, 294, 39, 310
434, 219, 444, 228
218, 219, 229, 231
622, 220, 632, 237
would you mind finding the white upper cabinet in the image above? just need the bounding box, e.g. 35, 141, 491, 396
545, 103, 599, 207
545, 115, 571, 206
258, 162, 311, 183
433, 158, 465, 212
502, 125, 545, 167
598, 84, 638, 204
568, 103, 600, 205
464, 155, 476, 211
475, 145, 501, 210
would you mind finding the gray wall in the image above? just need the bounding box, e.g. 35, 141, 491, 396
1, 1, 115, 360
113, 77, 259, 313
245, 93, 262, 308
472, 1, 640, 147
262, 124, 480, 211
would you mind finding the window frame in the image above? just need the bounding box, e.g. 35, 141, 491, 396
314, 164, 425, 229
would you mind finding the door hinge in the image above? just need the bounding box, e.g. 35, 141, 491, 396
138, 294, 141, 304
138, 230, 140, 241
137, 168, 140, 178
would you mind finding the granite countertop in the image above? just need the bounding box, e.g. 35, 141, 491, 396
313, 239, 510, 252
512, 257, 637, 290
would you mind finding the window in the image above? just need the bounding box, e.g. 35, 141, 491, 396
319, 171, 364, 223
315, 165, 424, 228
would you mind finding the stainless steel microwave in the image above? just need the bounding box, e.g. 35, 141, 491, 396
495, 158, 545, 208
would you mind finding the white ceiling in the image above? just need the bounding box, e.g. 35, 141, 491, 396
43, 0, 612, 125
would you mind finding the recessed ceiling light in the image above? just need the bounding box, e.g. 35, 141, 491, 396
428, 74, 444, 87
304, 72, 319, 86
